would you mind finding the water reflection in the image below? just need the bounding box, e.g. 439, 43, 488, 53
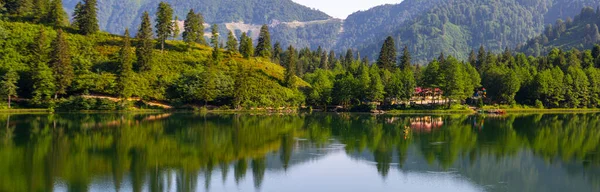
0, 113, 599, 191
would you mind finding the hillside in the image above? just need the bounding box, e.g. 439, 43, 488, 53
518, 7, 600, 56
60, 0, 341, 50
0, 21, 307, 108
339, 0, 600, 63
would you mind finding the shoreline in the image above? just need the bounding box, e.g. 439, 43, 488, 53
1, 108, 599, 115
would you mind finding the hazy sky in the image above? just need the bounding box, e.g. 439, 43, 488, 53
292, 0, 401, 19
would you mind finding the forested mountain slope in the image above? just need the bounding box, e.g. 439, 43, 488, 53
339, 0, 600, 63
519, 6, 600, 56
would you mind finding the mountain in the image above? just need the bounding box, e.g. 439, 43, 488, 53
340, 0, 600, 63
518, 6, 600, 56
60, 0, 600, 63
61, 0, 342, 50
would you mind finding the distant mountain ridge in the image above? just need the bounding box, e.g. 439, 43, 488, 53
62, 0, 600, 63
518, 6, 600, 56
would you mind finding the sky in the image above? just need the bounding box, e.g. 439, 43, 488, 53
292, 0, 401, 19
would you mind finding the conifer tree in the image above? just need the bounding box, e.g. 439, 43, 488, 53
272, 42, 282, 64
284, 45, 297, 88
255, 24, 272, 58
46, 0, 67, 27
183, 9, 200, 48
77, 0, 99, 35
400, 45, 411, 70
32, 0, 48, 22
1, 70, 19, 109
49, 29, 73, 99
468, 50, 477, 67
30, 27, 55, 105
156, 2, 174, 52
118, 29, 134, 98
72, 2, 83, 28
239, 32, 253, 59
136, 11, 153, 71
211, 24, 221, 64
320, 51, 328, 70
328, 50, 336, 67
172, 16, 180, 40
225, 30, 238, 54
31, 61, 55, 105
344, 49, 353, 68
377, 36, 396, 71
196, 13, 207, 45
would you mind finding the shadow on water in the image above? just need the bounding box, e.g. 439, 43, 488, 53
0, 113, 600, 191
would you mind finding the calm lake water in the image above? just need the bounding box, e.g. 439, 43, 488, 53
1, 113, 600, 192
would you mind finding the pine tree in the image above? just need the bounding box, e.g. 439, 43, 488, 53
72, 2, 83, 28
31, 61, 55, 105
400, 45, 411, 70
377, 36, 397, 71
468, 50, 477, 67
30, 27, 55, 105
32, 27, 49, 66
182, 9, 200, 48
118, 29, 134, 98
320, 51, 328, 70
284, 45, 297, 88
254, 24, 272, 58
172, 16, 180, 40
46, 0, 67, 27
49, 29, 73, 99
239, 32, 253, 59
344, 49, 353, 68
272, 42, 282, 64
225, 30, 238, 54
156, 2, 174, 52
328, 50, 336, 67
136, 11, 153, 71
78, 0, 99, 35
210, 24, 221, 65
1, 70, 19, 109
476, 46, 486, 71
196, 13, 207, 45
32, 0, 48, 22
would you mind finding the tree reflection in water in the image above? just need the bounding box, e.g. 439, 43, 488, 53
0, 113, 599, 191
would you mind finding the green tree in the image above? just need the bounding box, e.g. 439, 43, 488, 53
136, 11, 153, 71
320, 50, 328, 70
441, 56, 467, 104
46, 0, 67, 27
399, 45, 411, 70
210, 24, 221, 64
254, 25, 272, 58
239, 32, 253, 59
564, 66, 590, 108
421, 59, 444, 88
272, 42, 282, 64
31, 0, 48, 22
0, 70, 19, 108
304, 69, 333, 108
31, 62, 55, 105
225, 30, 238, 55
117, 29, 134, 98
284, 45, 297, 88
172, 16, 180, 39
49, 29, 73, 99
155, 1, 174, 52
182, 9, 200, 49
377, 36, 397, 71
196, 13, 207, 45
368, 65, 385, 103
75, 0, 99, 35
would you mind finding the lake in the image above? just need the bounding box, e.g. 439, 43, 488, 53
0, 113, 599, 192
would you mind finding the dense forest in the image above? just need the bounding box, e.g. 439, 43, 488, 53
1, 1, 600, 111
519, 6, 600, 56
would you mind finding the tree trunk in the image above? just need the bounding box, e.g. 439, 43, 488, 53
7, 96, 10, 109
54, 93, 58, 100
161, 41, 165, 53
